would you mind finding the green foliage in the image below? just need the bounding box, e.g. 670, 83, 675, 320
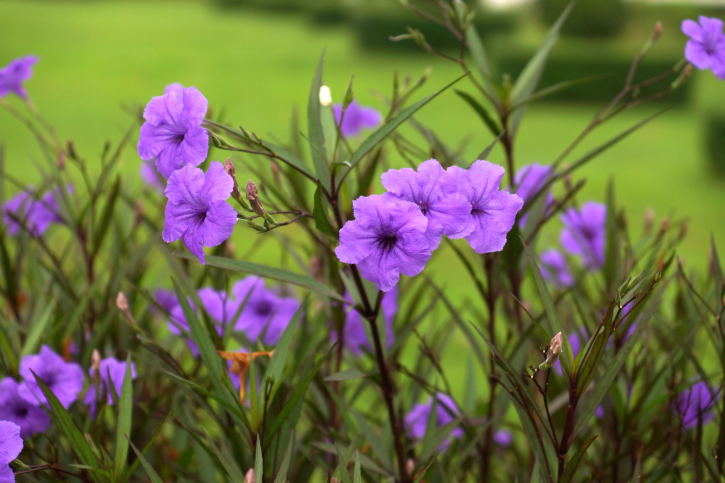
539, 0, 628, 38
705, 112, 725, 175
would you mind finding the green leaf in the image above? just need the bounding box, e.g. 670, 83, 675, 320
31, 371, 102, 482
265, 298, 306, 402
92, 175, 120, 256
177, 254, 346, 303
509, 2, 573, 135
267, 342, 337, 440
255, 436, 264, 483
324, 368, 366, 382
561, 435, 597, 483
476, 130, 506, 161
121, 412, 169, 483
464, 24, 498, 105
273, 434, 294, 483
509, 75, 609, 111
113, 355, 134, 480
202, 429, 245, 483
308, 51, 331, 188
413, 455, 438, 483
351, 409, 394, 472
455, 90, 500, 136
571, 301, 659, 441
265, 141, 316, 181
711, 235, 724, 315
337, 73, 468, 189
603, 180, 620, 292
128, 439, 163, 483
21, 298, 55, 356
353, 452, 362, 483
313, 182, 338, 237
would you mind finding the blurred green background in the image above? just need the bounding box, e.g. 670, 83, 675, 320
1, 0, 724, 287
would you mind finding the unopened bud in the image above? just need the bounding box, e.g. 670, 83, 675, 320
654, 21, 663, 41
653, 270, 662, 284
246, 180, 265, 217
660, 217, 670, 233
342, 80, 354, 109
679, 221, 688, 240
672, 64, 693, 89
224, 158, 242, 200
643, 208, 654, 234
66, 141, 77, 160
91, 349, 102, 387
57, 152, 66, 170
116, 292, 128, 311
539, 332, 562, 370
319, 85, 332, 107
406, 458, 415, 476
244, 469, 255, 483
330, 479, 339, 483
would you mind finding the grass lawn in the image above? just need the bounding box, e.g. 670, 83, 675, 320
1, 0, 724, 399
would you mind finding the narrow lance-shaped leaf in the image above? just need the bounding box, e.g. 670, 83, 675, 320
603, 179, 620, 292
202, 429, 245, 483
313, 182, 338, 237
128, 439, 164, 483
308, 51, 331, 188
114, 354, 134, 479
455, 90, 501, 137
561, 435, 598, 483
255, 436, 264, 483
176, 254, 346, 302
273, 434, 294, 483
464, 24, 499, 106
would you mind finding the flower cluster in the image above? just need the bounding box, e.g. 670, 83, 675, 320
0, 55, 38, 99
154, 276, 300, 350
336, 159, 523, 291
0, 421, 22, 483
2, 187, 67, 238
683, 16, 725, 80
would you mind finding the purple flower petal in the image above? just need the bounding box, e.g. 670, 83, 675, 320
540, 249, 574, 287
0, 379, 51, 437
560, 202, 606, 270
405, 393, 462, 449
0, 55, 38, 99
0, 420, 23, 463
676, 381, 719, 429
17, 346, 84, 409
332, 101, 382, 137
682, 16, 725, 79
83, 358, 136, 419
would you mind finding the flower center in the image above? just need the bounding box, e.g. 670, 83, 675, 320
417, 201, 428, 215
15, 406, 28, 418
256, 300, 273, 317
379, 234, 397, 253
173, 134, 186, 145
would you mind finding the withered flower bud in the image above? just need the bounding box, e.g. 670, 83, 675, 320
57, 152, 66, 170
246, 180, 265, 217
224, 158, 242, 200
539, 332, 563, 370
406, 459, 415, 477
91, 349, 102, 387
116, 292, 129, 311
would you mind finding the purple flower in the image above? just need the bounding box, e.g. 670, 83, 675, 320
682, 16, 725, 80
0, 55, 38, 99
405, 393, 464, 448
493, 430, 513, 446
83, 358, 137, 419
337, 287, 397, 355
162, 161, 238, 265
234, 277, 300, 345
676, 381, 718, 429
140, 160, 166, 193
198, 287, 241, 330
137, 84, 209, 178
0, 463, 14, 483
0, 379, 50, 437
442, 161, 523, 254
515, 163, 553, 227
540, 249, 574, 287
17, 346, 84, 409
382, 160, 472, 250
154, 289, 226, 355
332, 101, 382, 137
153, 289, 180, 315
336, 194, 431, 292
0, 420, 22, 483
2, 189, 64, 237
560, 202, 606, 270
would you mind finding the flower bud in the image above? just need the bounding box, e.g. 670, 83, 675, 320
246, 180, 265, 217
330, 479, 339, 483
116, 292, 128, 311
244, 469, 255, 483
539, 332, 562, 370
406, 458, 415, 477
672, 64, 692, 90
91, 349, 102, 387
643, 208, 654, 234
319, 85, 332, 107
224, 158, 242, 200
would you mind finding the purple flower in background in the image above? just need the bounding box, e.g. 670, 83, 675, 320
676, 381, 718, 429
234, 277, 300, 345
335, 194, 431, 292
199, 287, 241, 329
554, 331, 583, 375
83, 358, 137, 418
137, 84, 209, 178
515, 163, 553, 227
153, 289, 179, 315
140, 160, 166, 193
0, 379, 50, 437
0, 55, 38, 99
493, 430, 513, 447
540, 249, 574, 287
442, 161, 523, 254
162, 161, 238, 264
337, 287, 398, 355
405, 393, 464, 447
2, 189, 64, 237
560, 202, 606, 270
682, 16, 725, 79
18, 346, 84, 409
0, 420, 22, 483
332, 101, 382, 137
382, 160, 472, 250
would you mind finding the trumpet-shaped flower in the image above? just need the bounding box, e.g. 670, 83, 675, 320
514, 163, 553, 227
234, 277, 300, 345
332, 101, 382, 137
17, 346, 84, 409
2, 189, 64, 237
137, 84, 209, 178
405, 393, 464, 447
682, 16, 725, 79
382, 159, 472, 250
539, 249, 574, 287
162, 161, 238, 265
335, 194, 431, 292
83, 358, 137, 418
676, 381, 718, 429
0, 55, 38, 99
337, 287, 397, 355
560, 202, 606, 270
0, 379, 50, 437
442, 161, 523, 254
